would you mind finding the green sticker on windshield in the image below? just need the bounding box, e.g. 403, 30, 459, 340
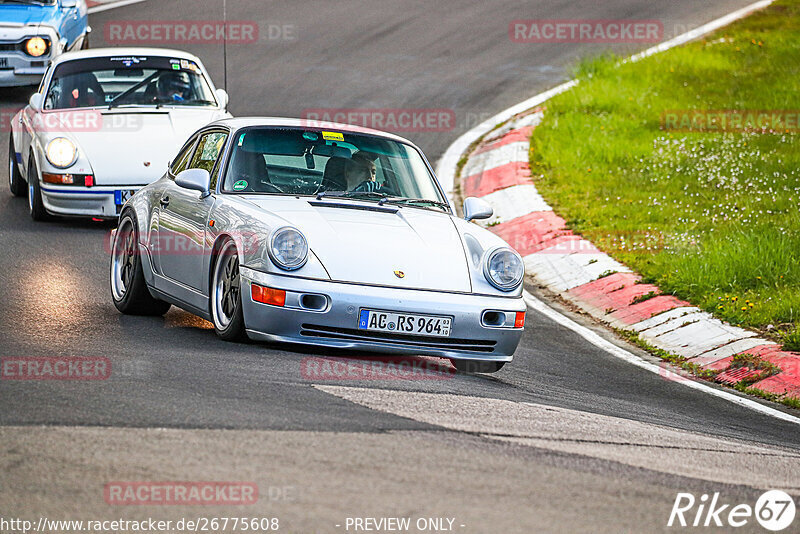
233, 180, 248, 191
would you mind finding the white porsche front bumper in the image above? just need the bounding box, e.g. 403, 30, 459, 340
38, 184, 138, 219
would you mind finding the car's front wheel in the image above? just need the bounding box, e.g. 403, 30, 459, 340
8, 138, 25, 197
452, 360, 506, 374
110, 212, 171, 316
27, 156, 49, 221
211, 238, 247, 341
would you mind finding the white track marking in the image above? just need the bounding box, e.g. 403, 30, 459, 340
480, 184, 552, 224
524, 248, 630, 292
88, 0, 147, 14
462, 141, 529, 178
523, 290, 800, 426
317, 385, 800, 489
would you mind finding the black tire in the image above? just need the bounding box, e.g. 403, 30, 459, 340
110, 211, 171, 316
210, 238, 247, 341
452, 360, 506, 374
27, 156, 50, 221
8, 137, 25, 197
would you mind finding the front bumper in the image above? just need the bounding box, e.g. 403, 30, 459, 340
39, 184, 139, 218
240, 267, 526, 361
0, 65, 47, 87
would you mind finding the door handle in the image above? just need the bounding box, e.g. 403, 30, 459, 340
160, 196, 170, 207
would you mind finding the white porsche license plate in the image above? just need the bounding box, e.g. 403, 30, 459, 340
358, 309, 452, 338
114, 189, 137, 206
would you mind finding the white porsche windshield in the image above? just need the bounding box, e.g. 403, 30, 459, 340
222, 127, 448, 209
44, 56, 217, 110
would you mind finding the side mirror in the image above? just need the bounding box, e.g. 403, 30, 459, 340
175, 168, 211, 198
463, 197, 493, 222
29, 93, 43, 112
215, 88, 229, 109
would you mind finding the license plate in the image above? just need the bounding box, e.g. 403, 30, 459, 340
114, 189, 137, 206
0, 58, 8, 68
358, 309, 452, 338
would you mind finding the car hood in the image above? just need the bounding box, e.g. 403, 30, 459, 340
0, 5, 59, 28
47, 108, 228, 186
243, 196, 473, 292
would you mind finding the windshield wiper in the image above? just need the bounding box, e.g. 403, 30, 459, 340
315, 190, 387, 202
383, 197, 450, 210
183, 99, 217, 106
315, 191, 449, 210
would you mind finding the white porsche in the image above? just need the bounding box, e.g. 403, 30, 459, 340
8, 47, 231, 220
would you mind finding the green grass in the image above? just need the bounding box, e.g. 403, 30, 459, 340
530, 0, 800, 348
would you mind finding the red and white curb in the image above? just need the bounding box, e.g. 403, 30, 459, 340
461, 108, 800, 400
437, 0, 800, 421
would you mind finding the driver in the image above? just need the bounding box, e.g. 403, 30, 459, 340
157, 71, 192, 102
344, 152, 381, 192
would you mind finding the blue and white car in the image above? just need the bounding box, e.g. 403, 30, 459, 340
0, 0, 90, 87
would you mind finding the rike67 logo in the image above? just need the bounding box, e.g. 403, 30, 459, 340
668, 490, 796, 531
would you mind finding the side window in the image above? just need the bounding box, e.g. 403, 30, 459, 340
169, 138, 198, 179
188, 131, 228, 189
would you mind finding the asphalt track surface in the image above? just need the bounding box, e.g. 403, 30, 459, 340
1, 1, 799, 531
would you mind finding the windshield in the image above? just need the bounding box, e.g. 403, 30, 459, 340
44, 55, 217, 110
222, 127, 447, 209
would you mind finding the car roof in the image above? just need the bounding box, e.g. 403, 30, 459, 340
50, 47, 205, 68
208, 117, 418, 148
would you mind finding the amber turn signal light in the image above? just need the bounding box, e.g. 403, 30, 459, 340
251, 283, 286, 307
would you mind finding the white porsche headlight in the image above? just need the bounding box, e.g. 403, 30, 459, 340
46, 138, 78, 169
483, 247, 524, 291
268, 227, 308, 271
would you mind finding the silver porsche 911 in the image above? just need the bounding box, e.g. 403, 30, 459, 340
109, 118, 526, 373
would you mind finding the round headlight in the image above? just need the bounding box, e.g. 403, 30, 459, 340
25, 37, 48, 57
268, 227, 308, 271
483, 247, 524, 291
46, 138, 78, 169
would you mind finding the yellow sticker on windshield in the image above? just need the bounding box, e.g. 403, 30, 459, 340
321, 131, 344, 142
